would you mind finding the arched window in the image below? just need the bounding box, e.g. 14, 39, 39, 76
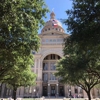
44, 54, 61, 60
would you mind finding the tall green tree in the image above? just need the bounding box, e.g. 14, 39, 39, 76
56, 42, 100, 100
56, 0, 100, 100
0, 0, 49, 79
3, 66, 36, 100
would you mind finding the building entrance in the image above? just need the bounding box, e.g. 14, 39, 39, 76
51, 86, 56, 96
42, 54, 61, 97
43, 86, 47, 96
59, 86, 64, 96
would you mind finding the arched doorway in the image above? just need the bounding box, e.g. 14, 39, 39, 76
42, 54, 64, 96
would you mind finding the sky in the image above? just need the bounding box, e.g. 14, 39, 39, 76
38, 0, 73, 34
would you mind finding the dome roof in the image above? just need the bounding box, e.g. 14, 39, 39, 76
41, 12, 65, 33
44, 12, 62, 27
44, 19, 62, 27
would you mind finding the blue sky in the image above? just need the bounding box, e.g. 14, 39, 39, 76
39, 0, 72, 34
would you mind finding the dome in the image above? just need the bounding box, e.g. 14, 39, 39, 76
41, 12, 65, 33
44, 12, 62, 27
44, 19, 62, 27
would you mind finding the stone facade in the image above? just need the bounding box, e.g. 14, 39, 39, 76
0, 12, 99, 98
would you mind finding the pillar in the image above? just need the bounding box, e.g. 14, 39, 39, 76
38, 59, 41, 80
34, 59, 37, 73
71, 86, 74, 95
65, 85, 68, 97
48, 84, 50, 96
56, 84, 59, 96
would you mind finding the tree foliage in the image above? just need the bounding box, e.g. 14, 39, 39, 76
0, 0, 49, 79
3, 66, 36, 100
63, 0, 100, 80
56, 42, 100, 100
64, 0, 100, 47
56, 0, 100, 100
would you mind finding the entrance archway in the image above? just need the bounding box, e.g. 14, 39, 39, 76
42, 54, 64, 96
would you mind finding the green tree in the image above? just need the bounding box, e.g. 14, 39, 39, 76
56, 42, 100, 100
64, 0, 100, 47
0, 0, 49, 79
60, 1, 100, 98
64, 1, 100, 74
3, 66, 36, 100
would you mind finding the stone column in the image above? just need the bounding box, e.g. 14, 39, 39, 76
48, 72, 50, 80
39, 83, 42, 97
71, 86, 74, 96
65, 85, 68, 97
56, 84, 59, 96
38, 59, 41, 80
34, 59, 37, 73
48, 62, 50, 70
48, 84, 50, 97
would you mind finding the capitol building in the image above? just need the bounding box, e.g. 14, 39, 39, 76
0, 12, 99, 98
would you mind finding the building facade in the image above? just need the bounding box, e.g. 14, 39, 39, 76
0, 12, 99, 98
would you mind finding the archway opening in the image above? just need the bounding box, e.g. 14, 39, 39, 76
42, 54, 64, 97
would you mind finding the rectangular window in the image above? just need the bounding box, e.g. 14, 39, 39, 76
46, 39, 48, 42
50, 39, 52, 42
50, 63, 56, 70
57, 39, 59, 42
43, 63, 48, 70
52, 54, 55, 59
50, 73, 56, 80
51, 63, 53, 70
53, 63, 56, 70
43, 73, 48, 81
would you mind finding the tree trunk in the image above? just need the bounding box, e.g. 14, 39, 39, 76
12, 87, 17, 100
86, 90, 91, 100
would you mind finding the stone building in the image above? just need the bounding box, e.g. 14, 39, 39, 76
0, 12, 99, 98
